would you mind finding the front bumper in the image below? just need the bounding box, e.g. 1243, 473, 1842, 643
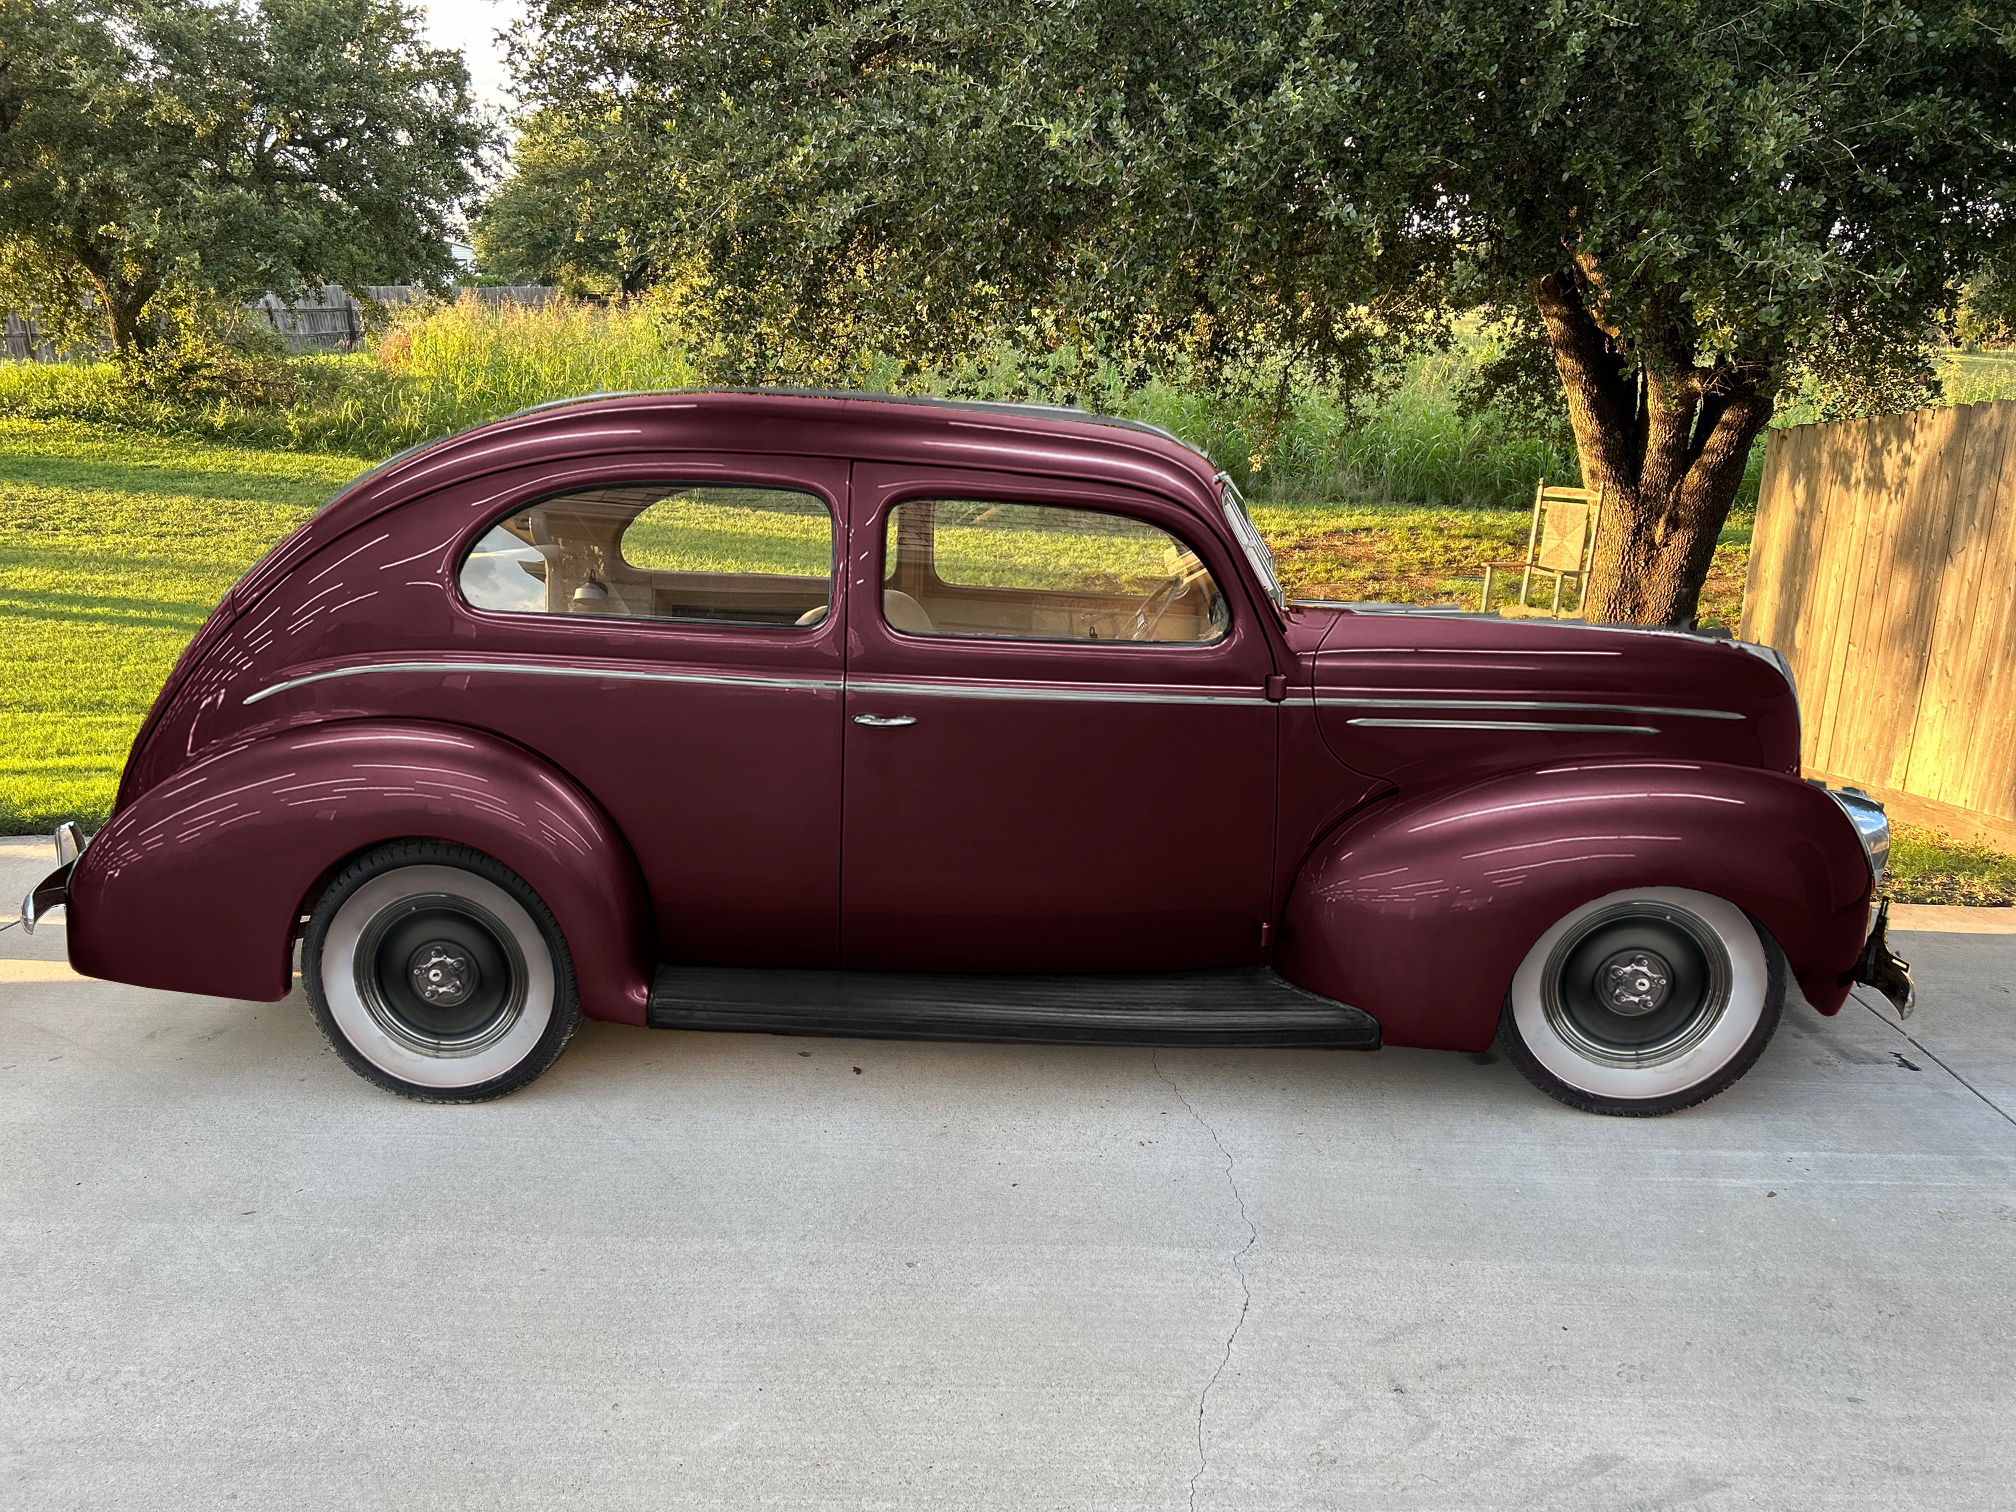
1849, 899, 1916, 1019
1809, 783, 1914, 1018
19, 821, 87, 936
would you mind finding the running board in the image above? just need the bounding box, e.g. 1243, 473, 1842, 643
646, 966, 1381, 1049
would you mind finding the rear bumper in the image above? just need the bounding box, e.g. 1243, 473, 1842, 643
21, 862, 72, 935
20, 822, 88, 935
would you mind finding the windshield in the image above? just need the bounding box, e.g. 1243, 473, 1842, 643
1219, 474, 1285, 612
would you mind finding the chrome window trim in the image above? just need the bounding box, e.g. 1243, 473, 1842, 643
1218, 473, 1286, 612
455, 477, 841, 628
1314, 697, 1742, 721
1345, 717, 1660, 735
242, 660, 1270, 708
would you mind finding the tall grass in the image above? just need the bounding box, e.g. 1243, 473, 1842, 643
25, 296, 1920, 512
357, 299, 698, 440
0, 297, 700, 459
1937, 349, 2016, 407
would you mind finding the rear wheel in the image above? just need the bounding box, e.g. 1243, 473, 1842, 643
303, 841, 581, 1101
1499, 887, 1784, 1116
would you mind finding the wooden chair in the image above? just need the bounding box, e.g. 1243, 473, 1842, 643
1480, 480, 1604, 617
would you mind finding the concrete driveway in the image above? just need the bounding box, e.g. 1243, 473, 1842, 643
2, 837, 2012, 1510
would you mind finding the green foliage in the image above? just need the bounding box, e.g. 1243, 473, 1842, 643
507, 0, 2016, 623
0, 0, 489, 351
471, 108, 661, 294
1937, 351, 2016, 408
512, 1, 2016, 394
107, 297, 301, 408
0, 297, 698, 453
1952, 259, 2016, 352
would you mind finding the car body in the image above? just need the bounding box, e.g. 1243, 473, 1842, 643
25, 390, 1913, 1111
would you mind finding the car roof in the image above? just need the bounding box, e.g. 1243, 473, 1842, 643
309, 389, 1217, 524
240, 389, 1227, 612
515, 387, 1209, 457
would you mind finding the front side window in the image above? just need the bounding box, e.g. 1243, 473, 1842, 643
460, 483, 833, 627
882, 499, 1229, 644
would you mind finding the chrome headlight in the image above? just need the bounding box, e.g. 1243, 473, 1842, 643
1827, 787, 1891, 882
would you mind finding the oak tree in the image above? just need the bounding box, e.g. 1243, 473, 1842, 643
0, 0, 488, 352
513, 0, 2016, 623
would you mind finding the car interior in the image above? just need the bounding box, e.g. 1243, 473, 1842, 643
461, 484, 835, 627
880, 499, 1228, 644
458, 485, 1227, 644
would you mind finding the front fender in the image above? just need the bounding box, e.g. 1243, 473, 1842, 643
67, 719, 654, 1024
1276, 761, 1873, 1052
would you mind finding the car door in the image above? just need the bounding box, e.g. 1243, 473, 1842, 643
443, 452, 849, 967
840, 462, 1281, 972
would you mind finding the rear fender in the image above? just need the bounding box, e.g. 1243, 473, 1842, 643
1276, 761, 1873, 1052
66, 719, 654, 1024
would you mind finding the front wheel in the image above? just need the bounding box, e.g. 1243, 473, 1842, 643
1499, 887, 1784, 1116
303, 841, 581, 1102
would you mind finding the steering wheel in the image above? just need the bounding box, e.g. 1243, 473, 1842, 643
1126, 573, 1189, 641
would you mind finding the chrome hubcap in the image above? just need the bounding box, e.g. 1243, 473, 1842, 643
1596, 949, 1672, 1017
407, 942, 478, 1008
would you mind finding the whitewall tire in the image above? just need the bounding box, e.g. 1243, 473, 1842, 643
1500, 887, 1784, 1116
303, 841, 581, 1101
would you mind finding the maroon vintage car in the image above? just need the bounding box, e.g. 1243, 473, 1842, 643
23, 390, 1911, 1112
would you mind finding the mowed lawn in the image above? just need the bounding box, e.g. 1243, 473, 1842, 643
0, 421, 365, 833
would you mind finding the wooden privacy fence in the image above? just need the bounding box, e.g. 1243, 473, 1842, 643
1740, 399, 2016, 851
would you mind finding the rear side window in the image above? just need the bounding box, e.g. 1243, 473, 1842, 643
460, 483, 833, 627
882, 499, 1228, 644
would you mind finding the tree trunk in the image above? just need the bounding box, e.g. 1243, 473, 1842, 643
1532, 269, 1773, 627
80, 266, 162, 355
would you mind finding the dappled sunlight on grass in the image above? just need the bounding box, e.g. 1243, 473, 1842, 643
0, 424, 360, 830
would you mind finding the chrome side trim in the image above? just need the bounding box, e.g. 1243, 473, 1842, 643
845, 677, 1267, 707
243, 660, 848, 706
243, 660, 1272, 709
1316, 697, 1741, 721
1345, 717, 1661, 735
1294, 600, 1480, 617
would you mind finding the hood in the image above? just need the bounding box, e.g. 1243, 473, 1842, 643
1306, 606, 1801, 786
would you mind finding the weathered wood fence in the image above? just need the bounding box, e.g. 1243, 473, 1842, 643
2, 311, 59, 361
1740, 399, 2016, 851
3, 284, 558, 359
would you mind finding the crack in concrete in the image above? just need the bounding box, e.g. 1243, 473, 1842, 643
1153, 1051, 1256, 1512
1852, 990, 2016, 1129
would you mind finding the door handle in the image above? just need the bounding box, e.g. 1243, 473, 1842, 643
852, 714, 917, 728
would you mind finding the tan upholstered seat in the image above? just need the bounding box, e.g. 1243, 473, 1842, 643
883, 588, 935, 636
